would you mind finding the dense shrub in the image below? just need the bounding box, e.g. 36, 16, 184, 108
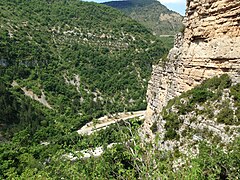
230, 83, 240, 102
163, 113, 182, 140
217, 107, 234, 125
150, 121, 158, 133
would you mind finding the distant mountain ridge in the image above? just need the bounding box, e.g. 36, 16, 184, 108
103, 0, 156, 9
103, 0, 183, 36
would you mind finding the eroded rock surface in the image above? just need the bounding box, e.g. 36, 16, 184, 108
144, 0, 240, 138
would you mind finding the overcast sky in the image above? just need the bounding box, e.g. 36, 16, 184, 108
84, 0, 186, 15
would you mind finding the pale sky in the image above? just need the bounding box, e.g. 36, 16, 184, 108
84, 0, 186, 16
158, 0, 186, 15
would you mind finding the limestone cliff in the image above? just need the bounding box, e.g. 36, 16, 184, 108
144, 0, 240, 138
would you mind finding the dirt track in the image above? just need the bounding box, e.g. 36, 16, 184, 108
77, 110, 145, 135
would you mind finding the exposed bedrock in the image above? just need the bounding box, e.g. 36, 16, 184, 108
144, 0, 240, 138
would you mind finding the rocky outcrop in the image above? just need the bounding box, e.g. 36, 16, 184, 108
11, 81, 52, 109
144, 0, 240, 138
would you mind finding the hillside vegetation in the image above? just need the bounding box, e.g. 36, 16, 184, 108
1, 0, 239, 179
1, 73, 240, 178
0, 0, 170, 178
0, 0, 169, 132
160, 75, 240, 142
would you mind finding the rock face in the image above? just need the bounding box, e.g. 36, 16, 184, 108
144, 0, 240, 138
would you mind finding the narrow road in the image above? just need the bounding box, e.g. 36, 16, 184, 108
77, 110, 145, 135
159, 35, 174, 37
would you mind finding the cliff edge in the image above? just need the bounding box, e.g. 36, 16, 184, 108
144, 0, 240, 138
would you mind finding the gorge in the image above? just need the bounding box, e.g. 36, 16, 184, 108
0, 0, 240, 178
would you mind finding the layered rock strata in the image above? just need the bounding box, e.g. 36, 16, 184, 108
144, 0, 240, 138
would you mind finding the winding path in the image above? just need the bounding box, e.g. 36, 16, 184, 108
77, 110, 145, 135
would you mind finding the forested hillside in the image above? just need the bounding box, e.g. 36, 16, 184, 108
0, 0, 170, 178
0, 0, 240, 179
0, 0, 169, 131
103, 0, 183, 36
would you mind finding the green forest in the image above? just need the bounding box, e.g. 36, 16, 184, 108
0, 0, 170, 133
0, 0, 240, 179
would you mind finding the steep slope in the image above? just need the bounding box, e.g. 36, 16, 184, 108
0, 0, 168, 126
0, 0, 169, 178
144, 75, 240, 178
151, 75, 240, 148
103, 0, 183, 36
144, 0, 240, 139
